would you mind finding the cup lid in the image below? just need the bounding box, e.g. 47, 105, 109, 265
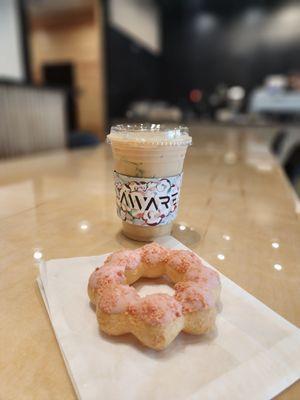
107, 124, 192, 146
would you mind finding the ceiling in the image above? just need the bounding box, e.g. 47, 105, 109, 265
27, 0, 94, 16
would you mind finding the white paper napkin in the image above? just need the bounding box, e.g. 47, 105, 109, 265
37, 237, 300, 400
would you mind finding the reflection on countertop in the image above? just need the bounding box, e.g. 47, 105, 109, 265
1, 124, 300, 400
1, 125, 300, 330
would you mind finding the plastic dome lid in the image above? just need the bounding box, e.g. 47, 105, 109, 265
107, 124, 192, 146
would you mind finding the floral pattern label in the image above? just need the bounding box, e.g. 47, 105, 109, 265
114, 172, 183, 226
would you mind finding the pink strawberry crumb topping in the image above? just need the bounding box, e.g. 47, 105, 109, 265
98, 284, 140, 314
140, 243, 169, 265
89, 264, 126, 294
167, 250, 203, 273
174, 281, 215, 313
105, 249, 141, 271
128, 293, 182, 326
184, 265, 220, 288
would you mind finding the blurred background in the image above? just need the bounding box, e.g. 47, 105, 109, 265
1, 0, 300, 191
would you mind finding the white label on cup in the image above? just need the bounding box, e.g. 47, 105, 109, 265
114, 172, 183, 226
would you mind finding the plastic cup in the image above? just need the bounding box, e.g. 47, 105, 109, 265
107, 124, 192, 241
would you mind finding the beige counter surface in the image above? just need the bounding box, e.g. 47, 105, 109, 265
0, 126, 299, 399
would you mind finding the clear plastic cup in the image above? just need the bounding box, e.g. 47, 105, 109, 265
107, 124, 192, 241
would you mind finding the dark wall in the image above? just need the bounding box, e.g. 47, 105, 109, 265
106, 27, 161, 120
105, 0, 300, 118
161, 0, 300, 102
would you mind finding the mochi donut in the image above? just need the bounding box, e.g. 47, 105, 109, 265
88, 243, 221, 350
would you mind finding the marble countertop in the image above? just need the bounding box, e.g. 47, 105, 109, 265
0, 125, 299, 399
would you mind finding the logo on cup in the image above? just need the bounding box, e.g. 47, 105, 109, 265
114, 172, 182, 226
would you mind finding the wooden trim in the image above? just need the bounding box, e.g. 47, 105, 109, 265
27, 0, 106, 140
29, 7, 94, 30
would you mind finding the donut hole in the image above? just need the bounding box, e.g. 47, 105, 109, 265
132, 275, 175, 297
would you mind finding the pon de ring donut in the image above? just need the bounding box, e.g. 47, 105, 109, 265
88, 243, 221, 350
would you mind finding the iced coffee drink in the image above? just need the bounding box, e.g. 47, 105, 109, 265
107, 124, 192, 241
